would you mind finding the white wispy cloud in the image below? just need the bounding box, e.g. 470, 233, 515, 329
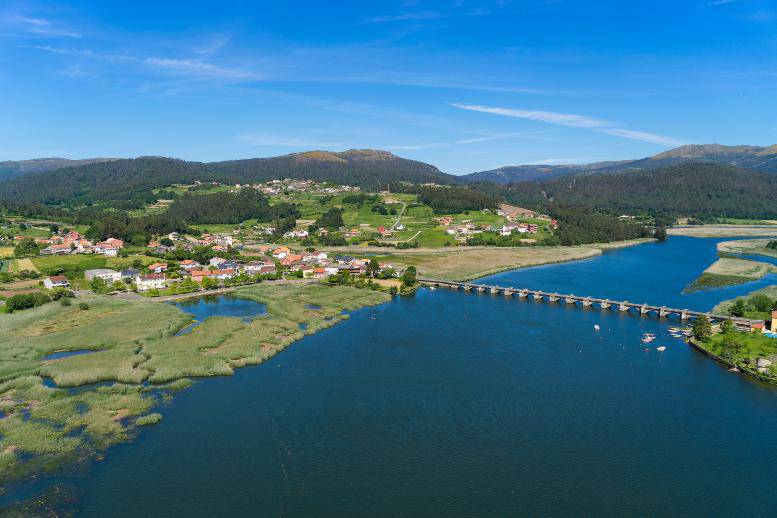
707, 0, 738, 5
451, 103, 611, 128
364, 11, 449, 23
5, 15, 82, 38
596, 128, 685, 147
145, 57, 261, 79
27, 45, 260, 81
237, 134, 343, 148
451, 103, 686, 147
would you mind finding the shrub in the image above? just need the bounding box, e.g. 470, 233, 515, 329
78, 302, 90, 311
60, 297, 72, 307
6, 292, 51, 312
136, 413, 163, 426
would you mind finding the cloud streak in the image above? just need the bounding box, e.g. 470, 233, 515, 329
28, 45, 261, 81
363, 12, 449, 23
452, 103, 610, 128
596, 128, 685, 147
5, 15, 82, 38
452, 103, 686, 147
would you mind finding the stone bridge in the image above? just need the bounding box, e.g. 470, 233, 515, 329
419, 278, 760, 330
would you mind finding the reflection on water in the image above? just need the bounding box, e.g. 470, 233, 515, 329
170, 296, 266, 335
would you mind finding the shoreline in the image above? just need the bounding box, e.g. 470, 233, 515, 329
688, 338, 776, 386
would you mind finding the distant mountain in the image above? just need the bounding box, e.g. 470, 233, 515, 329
463, 143, 777, 184
0, 157, 118, 182
0, 150, 456, 205
464, 161, 632, 184
502, 162, 777, 219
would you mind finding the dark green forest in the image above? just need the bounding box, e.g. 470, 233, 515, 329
406, 186, 499, 214
500, 162, 777, 219
167, 189, 298, 225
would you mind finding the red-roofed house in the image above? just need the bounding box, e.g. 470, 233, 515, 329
147, 262, 168, 273
191, 270, 213, 282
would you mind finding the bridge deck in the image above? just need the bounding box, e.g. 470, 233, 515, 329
418, 278, 761, 328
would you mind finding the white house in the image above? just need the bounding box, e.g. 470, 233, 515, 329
84, 269, 122, 283
211, 268, 237, 280
95, 245, 119, 257
135, 273, 166, 292
243, 261, 276, 275
209, 257, 228, 268
43, 276, 69, 289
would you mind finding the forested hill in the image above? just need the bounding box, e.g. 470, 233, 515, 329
501, 162, 777, 219
463, 143, 777, 184
0, 150, 455, 205
0, 157, 118, 182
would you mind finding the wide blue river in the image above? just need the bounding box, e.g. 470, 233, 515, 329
31, 237, 777, 514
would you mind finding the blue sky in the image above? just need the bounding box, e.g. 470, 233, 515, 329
1, 0, 776, 174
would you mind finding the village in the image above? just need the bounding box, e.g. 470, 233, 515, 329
0, 223, 407, 304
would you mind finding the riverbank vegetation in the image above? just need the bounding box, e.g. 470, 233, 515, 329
0, 283, 389, 486
685, 258, 777, 292
713, 286, 777, 321
717, 238, 777, 259
353, 242, 653, 282
667, 225, 777, 238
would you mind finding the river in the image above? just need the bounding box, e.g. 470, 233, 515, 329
26, 237, 777, 515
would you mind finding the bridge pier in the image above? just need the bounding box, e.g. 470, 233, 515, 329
414, 278, 761, 331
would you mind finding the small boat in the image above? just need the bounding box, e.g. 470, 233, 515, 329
429, 286, 436, 291
594, 324, 600, 331
657, 346, 667, 352
641, 335, 656, 343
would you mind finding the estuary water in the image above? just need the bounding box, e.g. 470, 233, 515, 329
54, 238, 777, 514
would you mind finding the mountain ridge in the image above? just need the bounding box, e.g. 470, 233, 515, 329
464, 143, 777, 184
0, 149, 456, 205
